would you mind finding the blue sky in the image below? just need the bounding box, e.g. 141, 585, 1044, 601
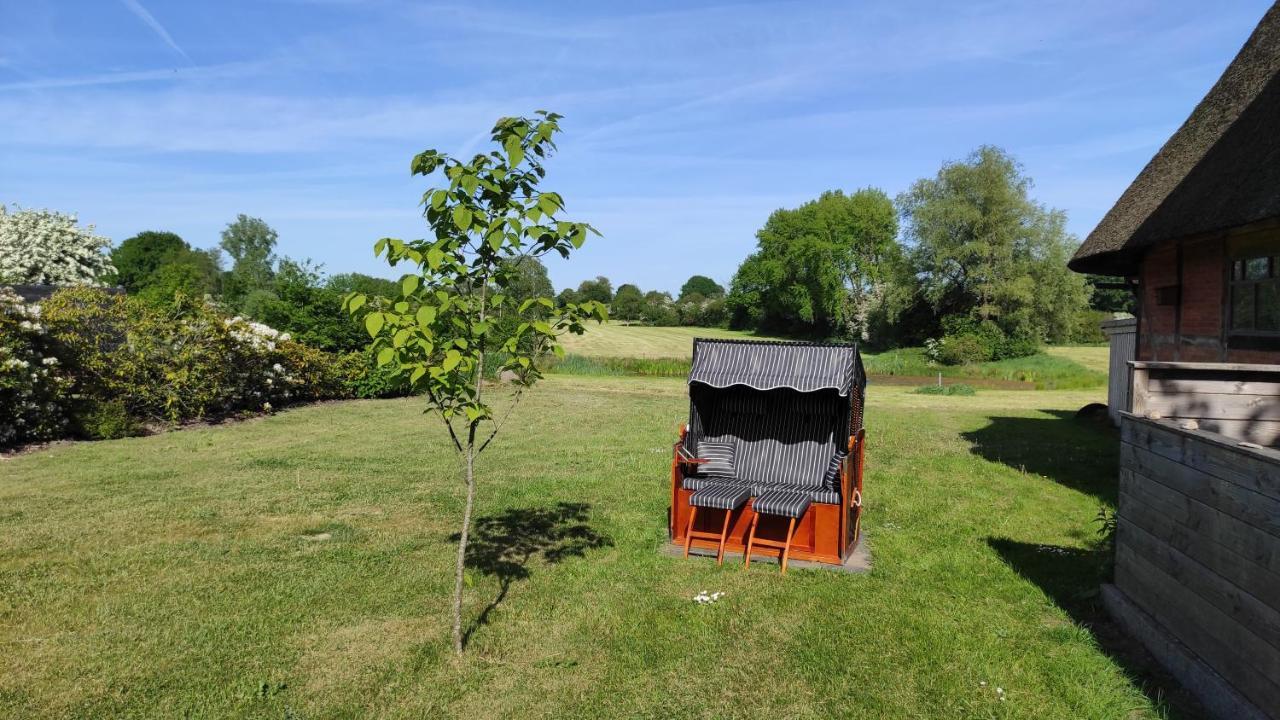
0, 1, 1272, 293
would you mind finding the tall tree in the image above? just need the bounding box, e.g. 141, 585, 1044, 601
896, 146, 1089, 343
678, 275, 724, 300
220, 214, 278, 304
611, 283, 645, 321
344, 112, 605, 655
575, 275, 613, 305
725, 189, 896, 338
500, 256, 554, 306
0, 205, 114, 286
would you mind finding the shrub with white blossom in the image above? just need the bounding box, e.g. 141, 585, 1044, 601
0, 205, 115, 286
0, 288, 72, 445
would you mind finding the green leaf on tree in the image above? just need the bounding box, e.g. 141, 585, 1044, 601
365, 312, 384, 337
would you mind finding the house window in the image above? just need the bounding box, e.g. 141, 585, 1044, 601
1229, 255, 1280, 334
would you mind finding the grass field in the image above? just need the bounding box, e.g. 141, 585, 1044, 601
0, 375, 1201, 718
552, 323, 1107, 389
556, 322, 779, 358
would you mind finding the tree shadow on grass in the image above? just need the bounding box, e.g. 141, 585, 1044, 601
451, 502, 612, 647
962, 410, 1120, 505
987, 537, 1207, 720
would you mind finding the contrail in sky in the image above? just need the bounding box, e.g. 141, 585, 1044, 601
119, 0, 192, 63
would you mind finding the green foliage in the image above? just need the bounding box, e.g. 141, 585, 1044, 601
0, 287, 73, 446
39, 287, 355, 435
937, 333, 991, 365
345, 111, 604, 654
575, 275, 613, 305
78, 398, 141, 440
135, 248, 223, 305
336, 351, 409, 399
727, 188, 896, 337
896, 146, 1090, 344
1086, 274, 1136, 314
678, 275, 724, 300
640, 290, 678, 326
111, 231, 188, 291
253, 259, 366, 353
864, 346, 1107, 389
348, 111, 605, 433
912, 383, 976, 396
610, 283, 645, 321
675, 293, 728, 327
220, 214, 278, 307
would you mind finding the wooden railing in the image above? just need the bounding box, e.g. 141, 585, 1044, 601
1130, 361, 1280, 447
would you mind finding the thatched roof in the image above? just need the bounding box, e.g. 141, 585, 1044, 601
1069, 2, 1280, 276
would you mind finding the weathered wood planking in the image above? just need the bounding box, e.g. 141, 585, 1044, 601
1120, 473, 1279, 575
1118, 518, 1280, 653
1118, 483, 1280, 609
1123, 417, 1280, 500
1116, 414, 1280, 718
1121, 443, 1280, 537
1115, 546, 1280, 713
1130, 363, 1280, 447
1141, 392, 1280, 421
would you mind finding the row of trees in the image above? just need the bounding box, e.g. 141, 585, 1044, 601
557, 274, 728, 327
725, 146, 1129, 357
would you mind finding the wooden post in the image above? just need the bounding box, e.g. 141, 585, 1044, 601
683, 506, 698, 558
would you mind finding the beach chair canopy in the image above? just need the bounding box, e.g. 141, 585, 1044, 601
684, 340, 865, 497
688, 339, 863, 396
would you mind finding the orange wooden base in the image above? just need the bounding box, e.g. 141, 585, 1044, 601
670, 489, 849, 565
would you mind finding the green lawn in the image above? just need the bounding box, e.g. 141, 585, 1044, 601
556, 322, 779, 358
0, 377, 1194, 718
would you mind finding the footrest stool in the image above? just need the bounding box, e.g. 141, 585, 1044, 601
745, 489, 811, 574
684, 484, 751, 565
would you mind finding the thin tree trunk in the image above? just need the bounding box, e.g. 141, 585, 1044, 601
452, 447, 476, 654
452, 274, 488, 655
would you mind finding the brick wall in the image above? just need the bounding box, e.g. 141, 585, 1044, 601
1137, 235, 1280, 363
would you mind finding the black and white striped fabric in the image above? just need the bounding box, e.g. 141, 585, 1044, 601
695, 440, 736, 477
689, 483, 751, 510
752, 482, 840, 505
682, 475, 747, 492
751, 488, 812, 518
689, 339, 859, 396
691, 386, 840, 491
822, 450, 847, 491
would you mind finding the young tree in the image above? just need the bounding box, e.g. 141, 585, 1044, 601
344, 112, 605, 655
0, 205, 114, 285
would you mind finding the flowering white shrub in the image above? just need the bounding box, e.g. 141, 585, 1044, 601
224, 316, 292, 352
923, 337, 944, 365
0, 205, 115, 286
0, 287, 72, 446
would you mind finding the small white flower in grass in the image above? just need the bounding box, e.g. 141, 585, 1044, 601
979, 681, 986, 687
692, 590, 725, 605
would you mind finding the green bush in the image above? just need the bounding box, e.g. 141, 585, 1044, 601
934, 315, 1039, 364
338, 351, 409, 399
0, 288, 73, 446
78, 399, 141, 440
937, 334, 991, 365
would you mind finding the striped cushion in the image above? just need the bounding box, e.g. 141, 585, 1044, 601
689, 483, 751, 510
751, 488, 812, 518
695, 441, 736, 477
822, 450, 847, 491
693, 387, 841, 489
682, 475, 747, 492
752, 482, 840, 505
